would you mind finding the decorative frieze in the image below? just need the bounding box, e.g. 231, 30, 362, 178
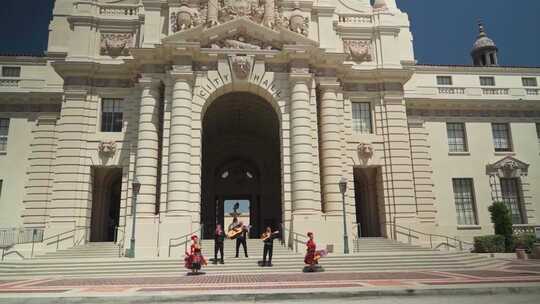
343, 82, 403, 92
100, 33, 134, 56
64, 77, 134, 88
208, 35, 275, 50
486, 156, 529, 178
344, 40, 372, 63
407, 109, 540, 118
98, 140, 117, 156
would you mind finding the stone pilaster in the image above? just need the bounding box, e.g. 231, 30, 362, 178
134, 76, 161, 216
22, 114, 58, 228
317, 78, 343, 216
289, 70, 315, 214
166, 66, 193, 216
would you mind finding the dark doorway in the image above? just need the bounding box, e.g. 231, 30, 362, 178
353, 167, 382, 237
90, 167, 122, 242
201, 92, 282, 239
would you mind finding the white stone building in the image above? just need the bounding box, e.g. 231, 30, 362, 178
0, 0, 538, 258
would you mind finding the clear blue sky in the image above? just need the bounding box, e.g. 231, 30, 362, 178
0, 0, 539, 66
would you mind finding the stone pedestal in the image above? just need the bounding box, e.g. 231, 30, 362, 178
533, 243, 540, 259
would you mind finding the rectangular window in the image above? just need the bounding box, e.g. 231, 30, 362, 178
0, 118, 9, 153
437, 76, 453, 86
446, 122, 468, 152
492, 123, 512, 152
1, 66, 21, 77
101, 99, 123, 132
352, 102, 373, 134
480, 76, 496, 86
536, 123, 540, 146
452, 178, 478, 225
522, 77, 538, 87
0, 179, 3, 198
500, 178, 524, 224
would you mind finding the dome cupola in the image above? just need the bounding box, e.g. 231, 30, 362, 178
471, 21, 499, 66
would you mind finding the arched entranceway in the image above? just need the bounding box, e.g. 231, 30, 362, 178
90, 167, 122, 242
201, 92, 282, 239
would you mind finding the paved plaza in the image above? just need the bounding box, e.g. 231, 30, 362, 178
0, 259, 539, 303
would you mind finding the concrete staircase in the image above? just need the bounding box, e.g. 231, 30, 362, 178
0, 238, 503, 279
34, 242, 121, 260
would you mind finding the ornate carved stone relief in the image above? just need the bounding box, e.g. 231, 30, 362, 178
171, 4, 204, 32
168, 0, 308, 37
98, 141, 117, 156
287, 9, 309, 36
344, 40, 372, 62
208, 35, 276, 50
486, 156, 529, 178
357, 142, 374, 165
100, 33, 134, 56
229, 55, 253, 79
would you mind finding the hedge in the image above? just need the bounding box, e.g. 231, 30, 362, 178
473, 235, 506, 253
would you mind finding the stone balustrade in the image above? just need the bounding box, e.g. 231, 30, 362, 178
438, 87, 465, 95
482, 88, 509, 95
0, 79, 20, 88
526, 88, 540, 96
512, 224, 540, 235
99, 6, 139, 16
338, 15, 372, 24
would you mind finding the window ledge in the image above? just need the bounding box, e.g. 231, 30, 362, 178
494, 152, 515, 156
448, 152, 470, 156
457, 225, 482, 230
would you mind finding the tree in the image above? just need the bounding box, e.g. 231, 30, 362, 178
488, 202, 513, 252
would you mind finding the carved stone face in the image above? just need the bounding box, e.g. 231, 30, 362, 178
176, 11, 193, 29
289, 14, 305, 33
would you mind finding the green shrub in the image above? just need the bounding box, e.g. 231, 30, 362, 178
513, 233, 536, 253
473, 235, 506, 253
488, 202, 513, 252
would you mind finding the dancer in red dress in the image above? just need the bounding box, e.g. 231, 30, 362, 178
184, 235, 207, 275
303, 232, 326, 272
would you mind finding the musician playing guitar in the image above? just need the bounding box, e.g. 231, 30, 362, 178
261, 227, 280, 267
234, 221, 249, 258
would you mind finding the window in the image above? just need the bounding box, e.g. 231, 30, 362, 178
536, 123, 540, 146
452, 178, 478, 225
352, 102, 372, 134
0, 180, 3, 198
446, 123, 468, 152
0, 118, 9, 153
492, 123, 512, 152
522, 77, 538, 87
480, 76, 495, 86
1, 66, 21, 77
500, 178, 524, 224
101, 99, 123, 132
437, 76, 453, 86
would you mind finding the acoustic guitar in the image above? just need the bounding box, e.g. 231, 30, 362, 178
227, 225, 251, 239
260, 231, 279, 241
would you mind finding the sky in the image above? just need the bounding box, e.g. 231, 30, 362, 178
0, 0, 539, 66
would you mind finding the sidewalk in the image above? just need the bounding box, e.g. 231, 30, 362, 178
0, 259, 539, 303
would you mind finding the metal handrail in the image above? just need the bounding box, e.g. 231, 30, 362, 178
385, 221, 472, 251
281, 224, 308, 253
42, 226, 90, 251
0, 228, 45, 260
168, 226, 203, 258
114, 226, 126, 257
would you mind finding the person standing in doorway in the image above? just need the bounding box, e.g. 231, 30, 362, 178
214, 224, 225, 264
235, 222, 249, 258
260, 227, 279, 267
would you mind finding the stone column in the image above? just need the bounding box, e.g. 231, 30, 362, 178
289, 71, 315, 214
317, 78, 343, 215
134, 76, 160, 216
167, 66, 193, 216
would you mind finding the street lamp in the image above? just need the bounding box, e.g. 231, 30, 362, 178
127, 177, 141, 258
339, 177, 349, 254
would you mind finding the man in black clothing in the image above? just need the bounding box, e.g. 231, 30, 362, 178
214, 224, 225, 264
235, 222, 249, 258
262, 227, 279, 267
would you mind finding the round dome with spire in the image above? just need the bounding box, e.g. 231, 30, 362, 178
471, 21, 499, 66
472, 23, 497, 51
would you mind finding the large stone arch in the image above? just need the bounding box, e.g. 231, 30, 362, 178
188, 68, 293, 235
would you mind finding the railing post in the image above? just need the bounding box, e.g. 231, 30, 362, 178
459, 240, 463, 251
408, 227, 412, 244
446, 237, 449, 251
168, 239, 171, 258
31, 229, 37, 258
429, 234, 433, 249
294, 234, 298, 253
56, 235, 60, 250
